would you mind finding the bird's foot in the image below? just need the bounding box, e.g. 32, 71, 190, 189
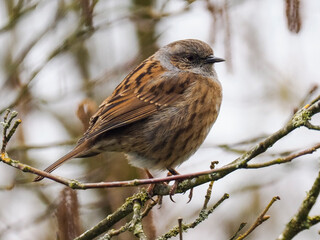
167, 167, 193, 203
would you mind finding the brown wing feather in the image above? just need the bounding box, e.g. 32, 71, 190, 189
82, 71, 192, 141
85, 95, 158, 139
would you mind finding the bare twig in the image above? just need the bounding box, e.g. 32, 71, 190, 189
229, 223, 247, 240
304, 121, 320, 130
141, 196, 159, 218
236, 196, 280, 240
99, 223, 131, 240
178, 218, 183, 240
203, 180, 214, 210
285, 0, 301, 33
202, 161, 217, 210
247, 142, 320, 169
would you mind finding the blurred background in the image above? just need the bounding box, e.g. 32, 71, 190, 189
0, 0, 319, 239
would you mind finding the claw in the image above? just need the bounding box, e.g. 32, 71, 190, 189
166, 168, 194, 203
169, 180, 179, 202
169, 193, 176, 203
167, 168, 181, 202
169, 195, 176, 203
167, 167, 180, 176
187, 188, 194, 203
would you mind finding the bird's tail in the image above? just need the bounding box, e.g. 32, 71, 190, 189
34, 142, 89, 182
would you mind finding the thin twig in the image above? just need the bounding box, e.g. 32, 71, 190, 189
236, 196, 280, 240
247, 142, 320, 169
304, 121, 320, 130
229, 223, 247, 240
203, 180, 214, 210
203, 161, 217, 210
141, 197, 159, 218
98, 221, 131, 240
178, 218, 183, 240
98, 222, 131, 240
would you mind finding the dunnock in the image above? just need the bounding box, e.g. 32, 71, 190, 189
34, 39, 224, 182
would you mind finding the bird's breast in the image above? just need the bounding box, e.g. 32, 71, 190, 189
127, 75, 222, 170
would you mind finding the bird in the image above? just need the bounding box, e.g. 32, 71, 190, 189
34, 39, 224, 184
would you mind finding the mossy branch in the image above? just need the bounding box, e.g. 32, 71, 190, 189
74, 191, 149, 240
277, 169, 320, 240
156, 193, 229, 240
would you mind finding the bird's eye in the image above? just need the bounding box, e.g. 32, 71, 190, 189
186, 55, 195, 61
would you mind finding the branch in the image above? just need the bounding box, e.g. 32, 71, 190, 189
78, 190, 227, 240
156, 193, 229, 240
74, 191, 149, 240
247, 142, 320, 169
98, 222, 131, 240
304, 121, 320, 130
130, 199, 148, 240
229, 223, 247, 240
277, 169, 320, 240
98, 198, 159, 240
1, 110, 21, 153
202, 161, 218, 209
178, 218, 183, 240
236, 196, 280, 240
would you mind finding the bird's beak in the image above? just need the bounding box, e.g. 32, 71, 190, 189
205, 55, 225, 64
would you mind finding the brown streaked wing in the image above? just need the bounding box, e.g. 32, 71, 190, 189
83, 72, 193, 141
